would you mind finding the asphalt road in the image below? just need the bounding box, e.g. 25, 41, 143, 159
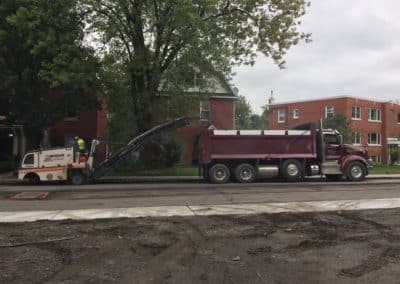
0, 179, 399, 212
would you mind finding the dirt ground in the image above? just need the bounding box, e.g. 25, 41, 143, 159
1, 209, 400, 284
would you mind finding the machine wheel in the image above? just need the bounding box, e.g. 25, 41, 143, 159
235, 163, 257, 183
70, 172, 87, 185
281, 159, 303, 182
345, 161, 366, 181
23, 173, 40, 185
209, 163, 230, 184
325, 174, 343, 181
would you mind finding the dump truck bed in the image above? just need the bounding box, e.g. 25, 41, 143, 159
199, 129, 318, 164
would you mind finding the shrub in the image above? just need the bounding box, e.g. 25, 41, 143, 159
158, 134, 183, 168
390, 150, 400, 166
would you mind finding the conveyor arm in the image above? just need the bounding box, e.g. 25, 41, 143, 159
90, 117, 194, 179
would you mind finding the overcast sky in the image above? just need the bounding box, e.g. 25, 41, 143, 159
233, 0, 400, 114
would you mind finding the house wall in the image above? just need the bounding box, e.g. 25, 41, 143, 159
269, 97, 400, 165
210, 98, 235, 129
51, 108, 108, 163
176, 97, 236, 164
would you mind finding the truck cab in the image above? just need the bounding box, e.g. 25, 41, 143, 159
321, 130, 371, 181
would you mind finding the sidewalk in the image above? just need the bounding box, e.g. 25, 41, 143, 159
2, 197, 400, 223
1, 172, 400, 184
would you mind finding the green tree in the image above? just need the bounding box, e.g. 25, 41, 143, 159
82, 0, 310, 131
98, 55, 137, 148
0, 0, 100, 147
249, 113, 268, 129
323, 114, 352, 143
235, 95, 252, 129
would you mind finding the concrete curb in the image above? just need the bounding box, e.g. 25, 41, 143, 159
2, 197, 400, 223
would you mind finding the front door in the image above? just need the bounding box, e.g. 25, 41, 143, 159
323, 133, 342, 161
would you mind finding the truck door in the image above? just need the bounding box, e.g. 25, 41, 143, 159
323, 134, 341, 161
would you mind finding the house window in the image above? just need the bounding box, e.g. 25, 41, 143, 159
352, 106, 361, 120
293, 109, 300, 119
278, 109, 286, 123
368, 108, 381, 122
369, 155, 381, 164
397, 112, 400, 123
200, 101, 210, 120
184, 71, 204, 89
325, 106, 334, 118
367, 133, 381, 145
352, 132, 361, 144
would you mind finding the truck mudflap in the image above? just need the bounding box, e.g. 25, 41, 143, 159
90, 117, 195, 180
341, 155, 372, 174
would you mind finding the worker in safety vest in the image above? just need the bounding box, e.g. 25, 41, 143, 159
75, 136, 87, 162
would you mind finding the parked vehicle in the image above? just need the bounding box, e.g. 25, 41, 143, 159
18, 117, 192, 185
199, 122, 372, 183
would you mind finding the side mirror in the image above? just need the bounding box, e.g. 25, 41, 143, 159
339, 135, 343, 145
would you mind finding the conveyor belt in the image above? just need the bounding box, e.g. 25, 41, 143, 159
90, 117, 194, 179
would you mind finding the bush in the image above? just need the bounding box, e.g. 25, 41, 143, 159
158, 134, 183, 168
390, 150, 400, 166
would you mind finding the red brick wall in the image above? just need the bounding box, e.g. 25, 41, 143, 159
269, 97, 400, 165
210, 98, 235, 129
50, 107, 108, 162
177, 98, 235, 164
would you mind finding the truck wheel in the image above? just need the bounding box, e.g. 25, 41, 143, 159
209, 163, 230, 184
346, 161, 366, 181
235, 163, 256, 183
281, 159, 302, 182
70, 172, 87, 185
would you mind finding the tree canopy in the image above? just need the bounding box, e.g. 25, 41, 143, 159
235, 95, 268, 129
0, 0, 100, 145
82, 0, 310, 131
323, 114, 352, 143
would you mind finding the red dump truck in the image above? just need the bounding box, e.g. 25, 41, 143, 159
199, 123, 372, 183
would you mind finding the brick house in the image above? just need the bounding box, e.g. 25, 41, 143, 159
1, 73, 235, 168
50, 108, 108, 163
269, 96, 400, 165
173, 73, 237, 164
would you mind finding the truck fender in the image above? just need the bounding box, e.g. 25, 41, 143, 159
340, 155, 370, 172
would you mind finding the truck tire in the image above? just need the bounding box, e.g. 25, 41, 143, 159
345, 161, 366, 181
281, 159, 302, 182
235, 163, 256, 183
209, 163, 230, 184
70, 172, 87, 185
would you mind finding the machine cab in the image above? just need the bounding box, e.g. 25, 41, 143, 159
20, 152, 39, 169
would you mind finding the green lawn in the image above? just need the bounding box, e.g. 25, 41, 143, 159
108, 163, 199, 176
369, 165, 400, 175
132, 165, 199, 176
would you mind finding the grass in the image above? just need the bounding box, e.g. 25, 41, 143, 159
107, 160, 199, 177
132, 165, 199, 176
369, 165, 400, 175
